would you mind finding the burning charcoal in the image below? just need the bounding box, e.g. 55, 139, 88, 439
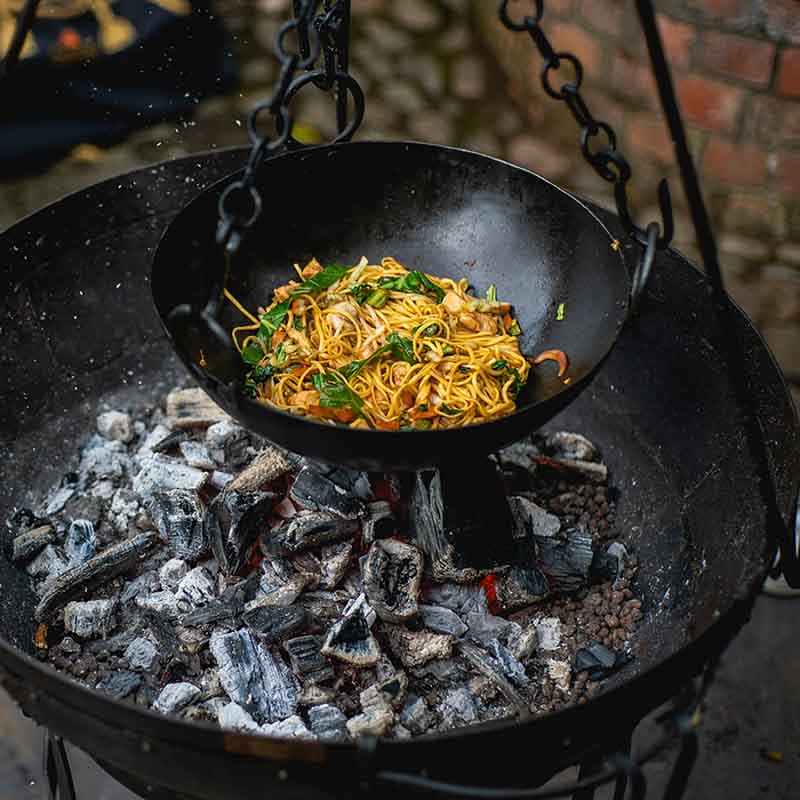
153, 682, 202, 714
45, 486, 75, 515
166, 387, 230, 429
207, 490, 275, 576
487, 639, 528, 687
11, 524, 55, 564
495, 440, 540, 472
495, 565, 550, 612
319, 541, 353, 589
383, 625, 453, 669
206, 420, 252, 468
96, 670, 141, 700
508, 496, 561, 540
225, 447, 297, 493
363, 539, 423, 623
64, 520, 97, 566
151, 429, 187, 454
573, 641, 632, 680
133, 456, 208, 498
218, 702, 260, 733
243, 605, 309, 642
35, 531, 160, 621
179, 440, 216, 470
547, 660, 571, 691
125, 637, 158, 671
321, 594, 381, 667
289, 464, 368, 519
439, 687, 477, 726
535, 456, 608, 484
97, 411, 134, 443
535, 617, 561, 651
346, 703, 394, 738
399, 696, 431, 734
419, 605, 468, 637
136, 591, 180, 619
458, 641, 528, 714
261, 715, 316, 740
362, 500, 396, 544
536, 530, 594, 593
249, 574, 309, 609
544, 431, 598, 462
175, 566, 217, 612
291, 552, 321, 590
508, 625, 538, 662
80, 436, 130, 483
424, 583, 488, 617
309, 704, 349, 741
269, 512, 359, 555
210, 629, 298, 723
63, 599, 117, 639
160, 558, 189, 592
465, 611, 519, 646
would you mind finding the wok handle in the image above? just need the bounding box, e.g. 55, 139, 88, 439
628, 222, 658, 314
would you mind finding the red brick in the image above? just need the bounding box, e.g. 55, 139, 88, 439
676, 75, 744, 134
610, 49, 658, 107
702, 137, 768, 186
745, 95, 800, 147
697, 30, 776, 87
546, 21, 605, 76
627, 114, 674, 165
579, 0, 625, 37
723, 193, 786, 238
772, 151, 800, 195
777, 48, 800, 98
657, 14, 696, 71
763, 0, 800, 45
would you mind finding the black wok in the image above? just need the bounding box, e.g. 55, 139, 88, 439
152, 141, 630, 470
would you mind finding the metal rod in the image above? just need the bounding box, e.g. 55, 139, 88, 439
634, 0, 723, 293
335, 0, 351, 133
0, 0, 42, 81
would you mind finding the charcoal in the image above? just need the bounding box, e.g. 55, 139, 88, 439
166, 387, 230, 429
546, 660, 571, 691
209, 471, 234, 491
145, 489, 208, 561
424, 583, 488, 617
535, 456, 607, 484
495, 565, 550, 611
45, 486, 75, 515
362, 500, 396, 544
160, 558, 189, 592
319, 541, 353, 589
153, 682, 202, 714
383, 625, 453, 669
145, 611, 182, 661
179, 440, 216, 470
125, 637, 159, 670
226, 447, 297, 493
346, 703, 394, 738
399, 696, 431, 735
289, 464, 367, 519
298, 683, 337, 707
308, 704, 349, 741
544, 431, 598, 462
27, 544, 69, 585
243, 605, 308, 642
207, 490, 275, 576
256, 553, 293, 596
181, 599, 239, 626
487, 639, 528, 687
206, 420, 252, 468
362, 671, 408, 710
535, 617, 561, 651
465, 611, 519, 646
175, 566, 216, 612
536, 529, 594, 593
298, 591, 347, 626
508, 496, 560, 540
119, 572, 159, 605
284, 635, 335, 682
274, 497, 298, 519
133, 456, 208, 498
79, 436, 130, 483
458, 641, 528, 714
150, 429, 188, 454
63, 599, 117, 639
261, 715, 316, 740
64, 520, 97, 566
11, 524, 55, 563
419, 605, 468, 637
177, 626, 209, 654
607, 542, 629, 588
97, 411, 134, 443
84, 629, 138, 656
291, 552, 321, 589
573, 641, 632, 680
59, 637, 81, 655
210, 629, 298, 723
96, 670, 141, 699
248, 574, 309, 608
321, 594, 381, 667
438, 687, 477, 726
495, 440, 540, 472
363, 539, 423, 623
136, 590, 180, 619
269, 512, 359, 555
35, 531, 160, 621
218, 702, 260, 732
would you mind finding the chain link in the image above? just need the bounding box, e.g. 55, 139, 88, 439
498, 0, 674, 253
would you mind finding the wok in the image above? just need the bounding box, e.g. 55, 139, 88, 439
152, 141, 631, 471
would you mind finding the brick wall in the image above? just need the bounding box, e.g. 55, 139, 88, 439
475, 0, 800, 385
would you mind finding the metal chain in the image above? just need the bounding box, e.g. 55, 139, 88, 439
498, 0, 674, 253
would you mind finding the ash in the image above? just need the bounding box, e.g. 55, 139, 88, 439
7, 388, 642, 741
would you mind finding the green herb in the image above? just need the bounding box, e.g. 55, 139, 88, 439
491, 360, 526, 398
415, 419, 432, 430
377, 271, 445, 303
311, 372, 364, 414
259, 300, 291, 339
338, 332, 416, 380
290, 263, 350, 296
491, 359, 508, 371
508, 320, 522, 336
439, 404, 459, 416
507, 367, 525, 398
417, 403, 428, 412
442, 344, 455, 356
556, 302, 566, 321
486, 284, 497, 302
419, 322, 441, 337
274, 342, 288, 367
293, 318, 304, 330
243, 364, 277, 397
458, 365, 471, 374
350, 283, 374, 305
366, 289, 389, 308
241, 342, 264, 366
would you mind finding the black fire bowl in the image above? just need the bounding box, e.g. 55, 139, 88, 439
0, 148, 797, 799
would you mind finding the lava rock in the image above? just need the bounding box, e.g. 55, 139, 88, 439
363, 539, 424, 623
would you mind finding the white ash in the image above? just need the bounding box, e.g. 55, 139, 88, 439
80, 435, 130, 483
64, 599, 117, 639
109, 489, 140, 531
91, 481, 116, 501
261, 715, 315, 740
153, 682, 201, 714
125, 637, 158, 670
97, 411, 134, 443
26, 545, 69, 585
218, 702, 260, 733
133, 456, 207, 498
465, 611, 520, 646
136, 424, 172, 462
439, 687, 477, 726
534, 617, 562, 651
159, 558, 189, 592
547, 660, 572, 692
487, 639, 528, 687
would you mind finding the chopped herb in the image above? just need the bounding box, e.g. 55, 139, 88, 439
491, 359, 508, 371
366, 289, 389, 308
486, 284, 497, 302
241, 342, 264, 366
439, 404, 459, 416
442, 344, 455, 356
311, 372, 364, 415
415, 419, 432, 430
458, 365, 471, 374
377, 271, 445, 303
293, 318, 304, 330
417, 403, 429, 412
350, 283, 374, 305
259, 300, 291, 339
339, 332, 416, 380
508, 320, 522, 336
556, 302, 566, 321
243, 364, 277, 398
274, 342, 288, 367
290, 263, 350, 296
419, 322, 441, 337
507, 367, 525, 398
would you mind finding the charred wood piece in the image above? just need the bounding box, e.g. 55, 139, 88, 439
206, 420, 253, 468
11, 524, 55, 564
269, 512, 359, 555
35, 531, 160, 621
535, 529, 594, 593
243, 605, 309, 643
362, 500, 396, 544
457, 640, 528, 716
495, 564, 550, 611
308, 704, 349, 741
284, 634, 335, 683
321, 594, 381, 667
289, 464, 369, 519
319, 541, 353, 589
383, 625, 453, 669
207, 490, 275, 576
175, 567, 217, 612
150, 430, 187, 454
487, 639, 529, 687
418, 605, 468, 637
573, 641, 632, 680
226, 447, 297, 493
64, 519, 97, 566
508, 496, 561, 540
96, 670, 141, 699
533, 456, 608, 484
63, 599, 117, 639
543, 431, 598, 462
146, 490, 208, 562
363, 539, 423, 623
166, 387, 230, 429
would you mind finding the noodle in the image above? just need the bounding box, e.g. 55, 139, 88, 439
227, 256, 534, 430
